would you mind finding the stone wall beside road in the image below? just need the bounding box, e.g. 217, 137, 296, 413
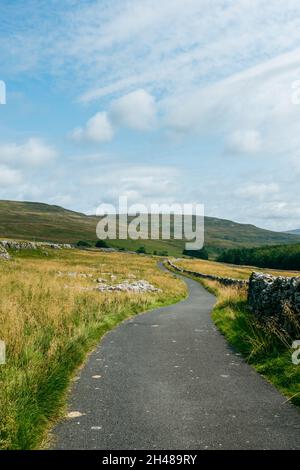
167, 260, 300, 332
248, 272, 300, 327
167, 260, 248, 288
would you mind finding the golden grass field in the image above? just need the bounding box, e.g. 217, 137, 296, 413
0, 248, 186, 450
175, 258, 300, 280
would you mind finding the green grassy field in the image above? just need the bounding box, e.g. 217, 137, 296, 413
0, 248, 186, 449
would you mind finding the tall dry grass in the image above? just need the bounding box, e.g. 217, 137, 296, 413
176, 258, 300, 280
0, 249, 186, 449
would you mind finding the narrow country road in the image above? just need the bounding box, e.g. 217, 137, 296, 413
52, 268, 300, 450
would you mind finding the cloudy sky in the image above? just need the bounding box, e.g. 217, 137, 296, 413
1, 0, 300, 230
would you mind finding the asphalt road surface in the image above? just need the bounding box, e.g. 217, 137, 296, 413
52, 269, 300, 450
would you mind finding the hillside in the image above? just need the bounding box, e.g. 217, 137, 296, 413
201, 217, 300, 254
286, 229, 300, 235
0, 200, 300, 257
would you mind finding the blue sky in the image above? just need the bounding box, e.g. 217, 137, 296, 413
1, 0, 300, 230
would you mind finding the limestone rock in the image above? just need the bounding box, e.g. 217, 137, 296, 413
96, 280, 161, 293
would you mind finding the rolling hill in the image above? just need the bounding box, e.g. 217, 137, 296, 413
0, 200, 300, 257
286, 229, 300, 235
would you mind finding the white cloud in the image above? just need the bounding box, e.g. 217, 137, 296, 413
71, 90, 156, 142
82, 165, 180, 206
245, 201, 300, 223
226, 130, 262, 155
68, 0, 300, 102
0, 165, 22, 186
71, 112, 114, 143
110, 89, 156, 131
235, 183, 279, 200
0, 138, 57, 166
163, 47, 300, 161
6, 0, 300, 105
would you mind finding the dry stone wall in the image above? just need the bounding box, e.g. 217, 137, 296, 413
248, 272, 300, 326
0, 240, 73, 260
167, 260, 248, 288
167, 260, 300, 333
0, 240, 73, 250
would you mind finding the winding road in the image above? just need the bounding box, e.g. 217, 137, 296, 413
53, 268, 300, 450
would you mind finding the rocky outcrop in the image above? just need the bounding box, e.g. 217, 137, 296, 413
248, 272, 300, 327
96, 280, 161, 293
167, 260, 248, 288
65, 279, 161, 293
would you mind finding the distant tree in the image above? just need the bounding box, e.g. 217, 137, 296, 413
158, 250, 168, 256
183, 247, 209, 260
217, 244, 300, 270
136, 246, 146, 254
77, 240, 92, 248
95, 240, 109, 248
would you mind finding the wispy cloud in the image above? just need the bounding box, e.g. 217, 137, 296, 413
0, 138, 57, 166
81, 164, 181, 208
4, 1, 300, 98
235, 183, 279, 200
163, 47, 300, 156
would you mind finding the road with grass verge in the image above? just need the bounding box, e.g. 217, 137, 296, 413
52, 266, 300, 450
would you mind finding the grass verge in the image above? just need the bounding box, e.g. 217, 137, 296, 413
201, 278, 300, 407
